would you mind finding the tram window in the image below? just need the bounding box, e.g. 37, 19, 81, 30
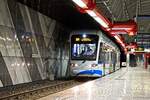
72, 43, 97, 58
98, 43, 103, 64
71, 34, 99, 60
98, 43, 111, 64
129, 54, 137, 67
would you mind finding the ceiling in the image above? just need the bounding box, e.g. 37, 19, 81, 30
17, 0, 100, 30
96, 0, 150, 48
17, 0, 150, 49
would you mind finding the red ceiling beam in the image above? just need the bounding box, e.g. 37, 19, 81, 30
72, 0, 112, 28
71, 0, 138, 53
111, 20, 137, 36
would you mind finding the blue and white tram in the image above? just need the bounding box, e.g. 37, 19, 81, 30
70, 31, 120, 77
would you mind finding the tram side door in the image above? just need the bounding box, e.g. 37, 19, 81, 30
98, 42, 105, 76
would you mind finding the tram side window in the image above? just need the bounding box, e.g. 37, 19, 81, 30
112, 52, 117, 66
98, 43, 104, 64
129, 54, 137, 67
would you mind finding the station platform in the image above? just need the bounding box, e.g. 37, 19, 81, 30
39, 66, 150, 100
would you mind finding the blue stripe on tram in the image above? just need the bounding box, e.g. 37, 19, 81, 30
77, 70, 102, 75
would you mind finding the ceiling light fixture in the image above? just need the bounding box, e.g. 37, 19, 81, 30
86, 10, 97, 17
86, 10, 109, 28
93, 17, 109, 28
72, 0, 87, 8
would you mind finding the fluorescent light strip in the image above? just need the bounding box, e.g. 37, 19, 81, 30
72, 1, 109, 28
93, 17, 109, 28
121, 43, 125, 47
114, 35, 124, 45
86, 10, 109, 28
86, 10, 97, 17
114, 35, 121, 42
112, 27, 132, 30
115, 32, 127, 34
114, 35, 126, 48
72, 0, 87, 8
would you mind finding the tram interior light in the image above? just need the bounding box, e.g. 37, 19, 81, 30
72, 0, 87, 8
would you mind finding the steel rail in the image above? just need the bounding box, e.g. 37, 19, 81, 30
0, 80, 81, 100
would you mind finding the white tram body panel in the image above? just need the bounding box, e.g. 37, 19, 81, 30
70, 30, 120, 77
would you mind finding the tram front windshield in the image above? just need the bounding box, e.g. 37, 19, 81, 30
71, 34, 98, 60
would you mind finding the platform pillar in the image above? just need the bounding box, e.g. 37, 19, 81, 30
144, 54, 148, 69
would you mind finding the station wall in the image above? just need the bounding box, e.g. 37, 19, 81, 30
0, 0, 70, 87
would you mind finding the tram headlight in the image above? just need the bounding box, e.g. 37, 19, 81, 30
71, 63, 74, 67
74, 64, 78, 67
71, 63, 78, 67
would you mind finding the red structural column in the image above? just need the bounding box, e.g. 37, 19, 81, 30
144, 54, 148, 69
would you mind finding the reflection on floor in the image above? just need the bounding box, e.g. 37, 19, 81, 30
39, 66, 150, 100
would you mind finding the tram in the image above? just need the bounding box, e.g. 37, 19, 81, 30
70, 31, 120, 77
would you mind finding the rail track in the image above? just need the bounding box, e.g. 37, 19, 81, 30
0, 79, 93, 100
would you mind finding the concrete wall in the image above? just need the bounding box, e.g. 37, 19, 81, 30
0, 0, 70, 87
